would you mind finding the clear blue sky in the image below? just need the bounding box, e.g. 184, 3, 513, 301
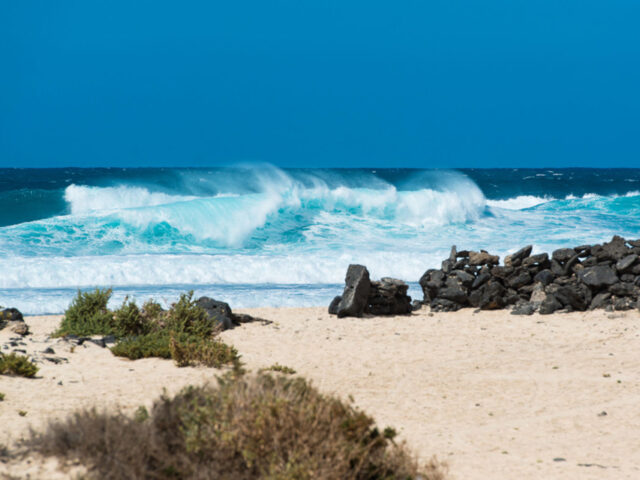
1, 1, 639, 168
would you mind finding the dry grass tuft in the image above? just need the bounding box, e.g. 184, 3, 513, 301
27, 373, 446, 480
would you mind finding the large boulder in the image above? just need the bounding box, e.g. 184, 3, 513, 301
367, 277, 412, 315
336, 264, 371, 318
578, 266, 619, 289
196, 297, 238, 330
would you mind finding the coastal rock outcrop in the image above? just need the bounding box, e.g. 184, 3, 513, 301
419, 236, 640, 314
329, 265, 412, 317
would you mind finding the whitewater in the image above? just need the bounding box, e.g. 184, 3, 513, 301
1, 166, 639, 314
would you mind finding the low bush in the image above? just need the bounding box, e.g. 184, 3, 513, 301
28, 373, 445, 480
110, 331, 172, 360
0, 353, 39, 378
169, 334, 238, 368
112, 298, 149, 337
56, 288, 114, 337
57, 289, 237, 369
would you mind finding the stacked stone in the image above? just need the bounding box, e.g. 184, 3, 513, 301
419, 236, 640, 314
329, 265, 412, 317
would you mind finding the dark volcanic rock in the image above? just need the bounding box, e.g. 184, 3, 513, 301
413, 238, 640, 315
533, 269, 554, 286
505, 245, 532, 267
328, 296, 342, 315
539, 295, 563, 315
367, 277, 412, 315
1, 308, 23, 323
511, 302, 536, 315
430, 298, 462, 312
563, 255, 581, 275
441, 259, 454, 274
522, 253, 549, 268
419, 269, 444, 302
550, 260, 565, 277
469, 251, 499, 266
490, 266, 513, 279
469, 281, 506, 310
574, 245, 592, 257
616, 254, 638, 272
437, 286, 468, 305
196, 297, 238, 330
578, 266, 619, 289
336, 264, 371, 318
554, 285, 587, 311
552, 248, 576, 263
472, 272, 491, 289
507, 271, 532, 289
599, 235, 629, 261
589, 292, 611, 310
609, 282, 636, 297
453, 270, 475, 288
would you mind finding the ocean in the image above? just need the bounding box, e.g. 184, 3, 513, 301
1, 166, 639, 315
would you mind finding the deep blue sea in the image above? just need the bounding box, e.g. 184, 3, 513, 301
1, 166, 639, 314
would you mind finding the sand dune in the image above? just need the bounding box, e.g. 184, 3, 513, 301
2, 307, 639, 479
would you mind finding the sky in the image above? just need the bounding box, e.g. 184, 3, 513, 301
1, 1, 639, 168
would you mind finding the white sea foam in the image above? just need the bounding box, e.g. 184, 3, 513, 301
0, 252, 445, 292
64, 184, 197, 214
486, 195, 550, 210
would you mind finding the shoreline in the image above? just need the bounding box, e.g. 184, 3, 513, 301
2, 307, 639, 479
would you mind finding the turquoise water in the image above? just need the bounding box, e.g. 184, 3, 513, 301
1, 166, 639, 314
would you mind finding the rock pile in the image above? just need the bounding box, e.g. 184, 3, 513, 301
420, 236, 640, 314
329, 265, 412, 317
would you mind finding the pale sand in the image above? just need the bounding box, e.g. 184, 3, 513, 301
1, 307, 640, 479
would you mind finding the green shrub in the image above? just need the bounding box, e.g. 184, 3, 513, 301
58, 289, 237, 369
57, 288, 114, 337
110, 331, 172, 360
27, 373, 445, 480
169, 334, 238, 368
165, 291, 213, 337
0, 353, 39, 378
141, 299, 165, 322
112, 298, 149, 337
0, 392, 5, 401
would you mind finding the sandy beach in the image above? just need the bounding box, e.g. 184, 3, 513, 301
1, 307, 639, 479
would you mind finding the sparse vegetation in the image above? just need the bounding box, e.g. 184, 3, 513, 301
18, 410, 27, 417
0, 392, 5, 401
0, 353, 39, 378
169, 333, 238, 368
27, 372, 445, 480
260, 363, 297, 375
110, 331, 172, 360
56, 289, 238, 368
56, 288, 114, 337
